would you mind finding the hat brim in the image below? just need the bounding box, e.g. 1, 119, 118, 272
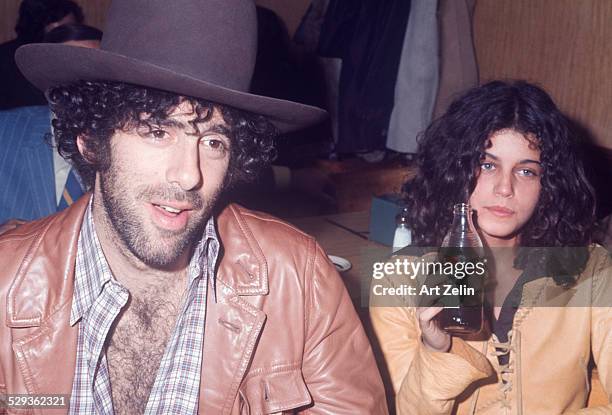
16, 44, 327, 133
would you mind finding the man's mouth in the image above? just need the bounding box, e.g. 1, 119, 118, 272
154, 203, 184, 215
148, 201, 193, 230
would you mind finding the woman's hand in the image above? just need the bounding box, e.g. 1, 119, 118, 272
417, 307, 451, 352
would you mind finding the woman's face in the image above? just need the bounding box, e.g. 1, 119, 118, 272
468, 129, 542, 247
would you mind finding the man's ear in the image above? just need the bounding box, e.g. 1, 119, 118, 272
76, 135, 93, 163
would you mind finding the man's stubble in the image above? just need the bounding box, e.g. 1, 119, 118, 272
97, 159, 226, 269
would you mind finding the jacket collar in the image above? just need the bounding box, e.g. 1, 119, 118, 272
216, 203, 269, 296
7, 194, 268, 327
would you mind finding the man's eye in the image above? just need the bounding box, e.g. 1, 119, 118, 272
201, 138, 227, 152
149, 129, 168, 139
480, 162, 495, 171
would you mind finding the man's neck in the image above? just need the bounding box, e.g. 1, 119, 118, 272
91, 193, 189, 298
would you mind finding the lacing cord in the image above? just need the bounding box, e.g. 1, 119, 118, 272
490, 331, 523, 415
492, 337, 515, 391
467, 337, 514, 415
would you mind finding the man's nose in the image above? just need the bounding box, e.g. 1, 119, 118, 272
166, 139, 202, 191
494, 171, 514, 198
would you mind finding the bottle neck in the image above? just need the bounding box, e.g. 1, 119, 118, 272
451, 213, 470, 232
442, 204, 483, 248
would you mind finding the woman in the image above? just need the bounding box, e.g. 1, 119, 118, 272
370, 80, 611, 414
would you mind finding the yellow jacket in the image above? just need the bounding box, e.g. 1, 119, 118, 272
370, 246, 611, 415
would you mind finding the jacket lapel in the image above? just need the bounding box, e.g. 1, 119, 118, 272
11, 303, 78, 405
199, 204, 268, 413
6, 196, 89, 403
6, 199, 267, 413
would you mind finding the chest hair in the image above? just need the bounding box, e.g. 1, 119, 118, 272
107, 293, 181, 414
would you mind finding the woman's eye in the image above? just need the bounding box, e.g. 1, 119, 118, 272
518, 168, 537, 177
480, 162, 495, 171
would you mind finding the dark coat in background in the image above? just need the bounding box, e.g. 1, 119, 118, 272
0, 39, 47, 110
318, 0, 411, 154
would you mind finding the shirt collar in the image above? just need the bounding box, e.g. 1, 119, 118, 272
70, 199, 219, 325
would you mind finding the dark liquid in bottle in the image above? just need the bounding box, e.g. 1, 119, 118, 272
436, 306, 484, 335
434, 246, 485, 335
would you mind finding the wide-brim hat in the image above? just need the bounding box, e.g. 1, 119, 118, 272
15, 0, 327, 132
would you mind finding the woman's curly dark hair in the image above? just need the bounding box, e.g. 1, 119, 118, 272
404, 80, 596, 248
47, 80, 277, 189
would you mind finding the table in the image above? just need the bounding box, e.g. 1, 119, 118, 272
289, 211, 390, 308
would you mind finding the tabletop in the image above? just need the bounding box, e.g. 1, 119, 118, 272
289, 210, 390, 308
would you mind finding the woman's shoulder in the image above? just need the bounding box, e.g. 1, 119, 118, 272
585, 244, 611, 305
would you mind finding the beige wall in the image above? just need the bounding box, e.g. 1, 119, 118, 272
0, 0, 309, 43
474, 0, 612, 149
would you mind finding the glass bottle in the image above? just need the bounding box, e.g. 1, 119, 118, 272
435, 203, 486, 335
392, 207, 412, 253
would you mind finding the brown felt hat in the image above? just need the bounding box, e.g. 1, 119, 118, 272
15, 0, 327, 132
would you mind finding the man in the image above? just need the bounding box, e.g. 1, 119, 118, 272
0, 0, 84, 110
0, 0, 388, 413
0, 26, 102, 231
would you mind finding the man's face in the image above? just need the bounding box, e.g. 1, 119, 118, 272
93, 101, 231, 268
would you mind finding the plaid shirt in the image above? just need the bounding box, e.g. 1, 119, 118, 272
69, 202, 219, 414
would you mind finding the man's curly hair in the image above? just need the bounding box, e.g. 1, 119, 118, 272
47, 80, 277, 189
404, 80, 596, 248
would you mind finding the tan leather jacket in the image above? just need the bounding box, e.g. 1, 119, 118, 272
0, 196, 388, 414
370, 248, 611, 415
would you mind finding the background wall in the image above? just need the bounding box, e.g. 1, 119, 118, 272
474, 0, 612, 149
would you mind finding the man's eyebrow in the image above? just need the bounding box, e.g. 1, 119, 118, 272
483, 152, 541, 165
158, 119, 229, 135
208, 124, 230, 135
158, 119, 186, 128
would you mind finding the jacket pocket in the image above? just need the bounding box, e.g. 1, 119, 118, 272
239, 367, 312, 414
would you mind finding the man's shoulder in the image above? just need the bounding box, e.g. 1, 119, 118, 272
0, 214, 55, 247
220, 204, 315, 251
231, 204, 313, 239
0, 215, 56, 289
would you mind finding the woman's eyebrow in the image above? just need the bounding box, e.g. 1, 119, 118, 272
519, 159, 542, 165
483, 152, 541, 165
483, 152, 499, 160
